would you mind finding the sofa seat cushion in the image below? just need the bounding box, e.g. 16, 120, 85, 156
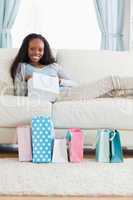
52, 98, 133, 129
0, 95, 52, 127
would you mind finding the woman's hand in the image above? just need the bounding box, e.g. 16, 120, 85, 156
25, 76, 32, 81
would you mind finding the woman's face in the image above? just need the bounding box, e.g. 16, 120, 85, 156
28, 38, 44, 64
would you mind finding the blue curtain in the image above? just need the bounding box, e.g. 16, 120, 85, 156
94, 0, 125, 51
0, 0, 21, 48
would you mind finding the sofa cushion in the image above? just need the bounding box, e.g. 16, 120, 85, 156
0, 95, 52, 127
58, 76, 113, 101
0, 80, 14, 95
52, 98, 133, 129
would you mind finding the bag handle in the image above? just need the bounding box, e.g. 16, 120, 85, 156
95, 129, 118, 145
109, 131, 115, 141
109, 129, 118, 141
66, 131, 72, 141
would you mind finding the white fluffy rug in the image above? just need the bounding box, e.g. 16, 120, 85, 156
0, 158, 133, 196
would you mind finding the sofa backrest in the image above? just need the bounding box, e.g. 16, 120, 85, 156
0, 48, 18, 95
56, 49, 133, 84
1, 48, 133, 95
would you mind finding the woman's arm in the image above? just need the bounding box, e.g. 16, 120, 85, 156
55, 63, 78, 87
14, 63, 28, 96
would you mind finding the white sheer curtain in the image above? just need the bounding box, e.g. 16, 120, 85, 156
0, 0, 21, 47
12, 0, 100, 49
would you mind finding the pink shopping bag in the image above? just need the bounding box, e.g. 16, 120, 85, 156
16, 125, 32, 162
66, 128, 84, 162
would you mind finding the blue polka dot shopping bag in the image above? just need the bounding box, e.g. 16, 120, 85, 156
31, 116, 55, 163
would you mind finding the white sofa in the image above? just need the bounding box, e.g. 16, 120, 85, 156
0, 48, 133, 149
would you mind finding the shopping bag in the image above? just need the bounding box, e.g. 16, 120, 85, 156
66, 128, 84, 162
110, 130, 123, 163
31, 116, 55, 163
28, 72, 60, 102
96, 129, 110, 163
16, 125, 32, 162
52, 139, 68, 163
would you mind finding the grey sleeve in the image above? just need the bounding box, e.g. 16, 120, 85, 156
55, 64, 72, 80
54, 63, 79, 87
14, 63, 28, 96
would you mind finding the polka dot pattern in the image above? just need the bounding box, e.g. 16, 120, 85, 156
32, 116, 54, 163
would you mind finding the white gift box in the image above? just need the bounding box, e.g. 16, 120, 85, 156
28, 72, 60, 102
33, 72, 59, 94
52, 139, 68, 163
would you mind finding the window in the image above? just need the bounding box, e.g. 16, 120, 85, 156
12, 0, 101, 49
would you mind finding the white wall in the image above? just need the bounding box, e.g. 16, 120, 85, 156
12, 0, 101, 49
12, 0, 130, 50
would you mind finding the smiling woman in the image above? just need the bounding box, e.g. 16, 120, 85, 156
11, 0, 100, 49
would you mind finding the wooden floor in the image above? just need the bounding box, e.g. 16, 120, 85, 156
0, 149, 133, 200
0, 196, 133, 200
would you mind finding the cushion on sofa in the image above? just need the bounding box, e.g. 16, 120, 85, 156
58, 76, 113, 101
58, 75, 133, 101
0, 95, 52, 127
0, 80, 14, 95
52, 98, 133, 129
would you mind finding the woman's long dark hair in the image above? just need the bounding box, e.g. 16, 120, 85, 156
10, 33, 56, 82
